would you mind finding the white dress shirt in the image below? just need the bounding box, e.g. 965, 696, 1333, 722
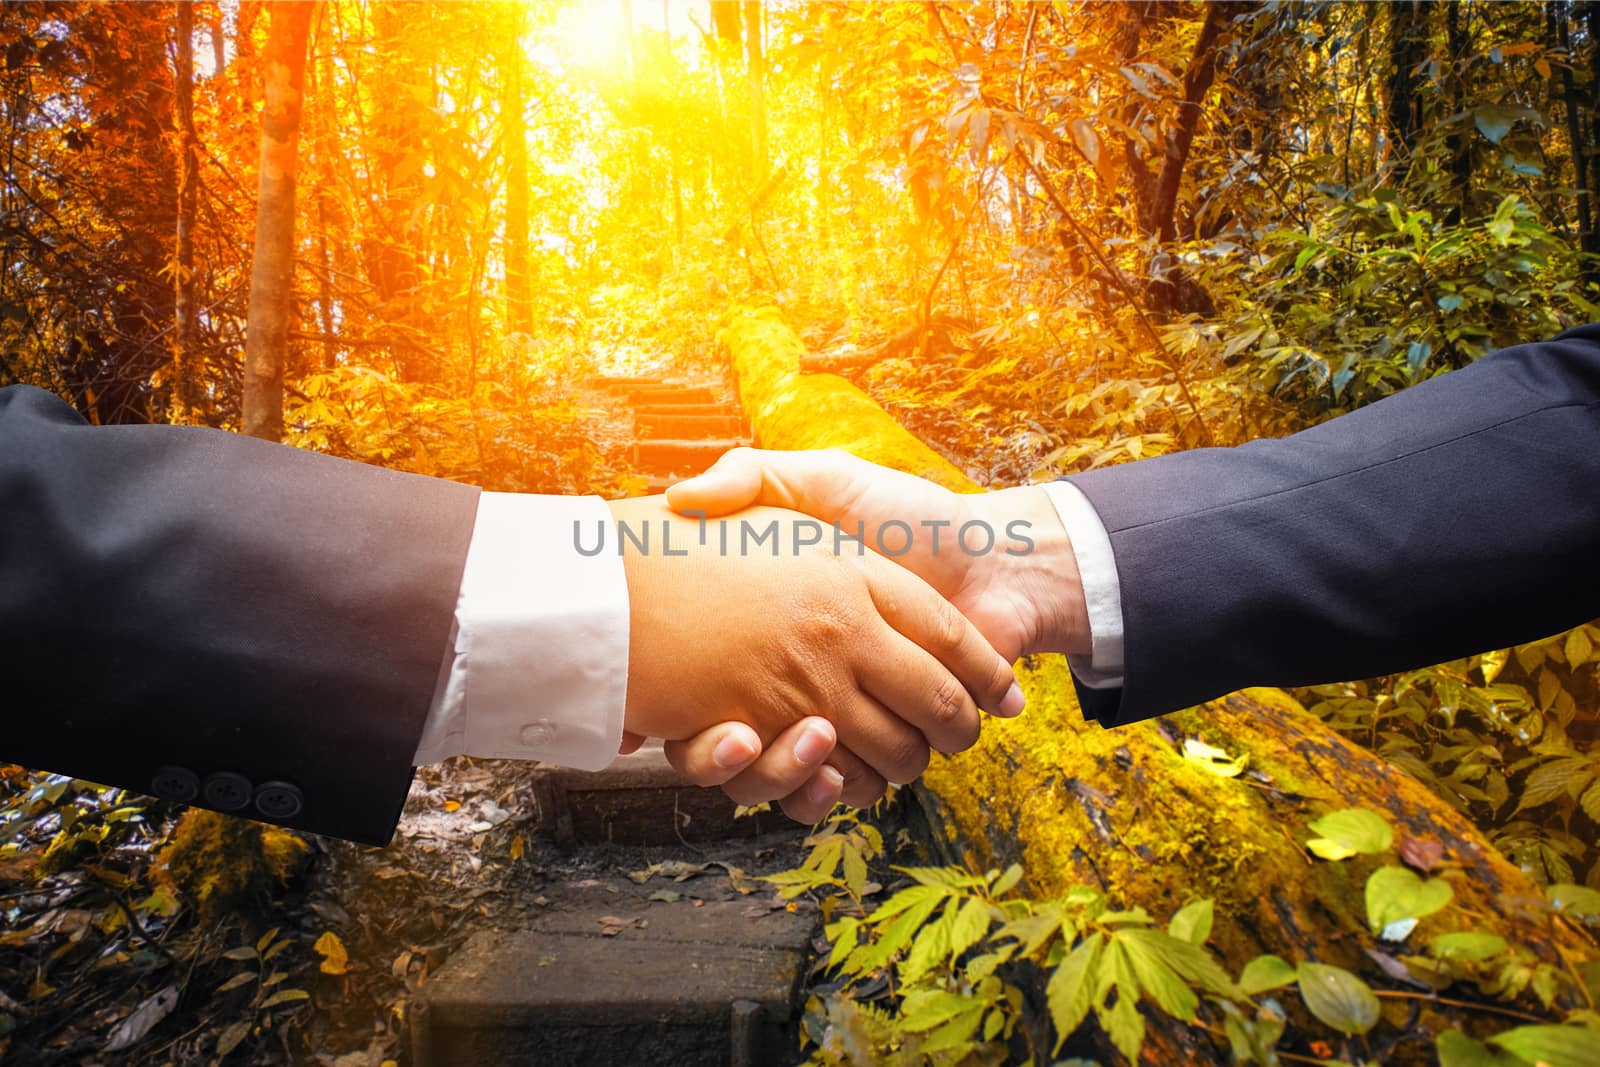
412, 484, 1125, 768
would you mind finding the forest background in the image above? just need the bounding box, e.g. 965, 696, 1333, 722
0, 1, 1598, 1065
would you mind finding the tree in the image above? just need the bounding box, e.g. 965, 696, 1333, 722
242, 1, 313, 442
500, 11, 534, 339
172, 1, 201, 421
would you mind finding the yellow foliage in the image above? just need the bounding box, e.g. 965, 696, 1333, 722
155, 810, 308, 922
314, 930, 349, 975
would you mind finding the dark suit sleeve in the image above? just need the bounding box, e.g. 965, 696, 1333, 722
0, 385, 480, 845
1065, 324, 1600, 727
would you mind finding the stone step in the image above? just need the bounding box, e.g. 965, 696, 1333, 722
415, 898, 813, 1067
627, 384, 716, 405
635, 413, 746, 439
633, 438, 747, 476
590, 375, 665, 392
531, 744, 782, 847
632, 402, 743, 419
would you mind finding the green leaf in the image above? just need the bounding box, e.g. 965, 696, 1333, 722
213, 972, 256, 994
1117, 927, 1238, 998
1307, 838, 1360, 861
1297, 962, 1380, 1036
1547, 883, 1600, 919
1565, 626, 1592, 668
1582, 781, 1600, 825
965, 948, 1011, 984
260, 988, 309, 1009
842, 845, 868, 901
1047, 933, 1103, 1052
1474, 104, 1538, 145
947, 897, 992, 962
215, 1020, 251, 1057
221, 946, 260, 962
1489, 1024, 1600, 1067
1097, 988, 1146, 1062
1307, 808, 1394, 859
990, 864, 1023, 897
826, 918, 860, 971
1239, 954, 1298, 995
1117, 931, 1198, 1021
1430, 932, 1507, 961
918, 1003, 986, 1054
868, 894, 943, 973
1437, 1029, 1525, 1067
1167, 899, 1213, 946
1517, 757, 1592, 812
899, 900, 955, 984
1366, 865, 1454, 935
865, 884, 945, 924
898, 989, 975, 1033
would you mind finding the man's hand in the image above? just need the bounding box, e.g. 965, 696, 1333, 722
655, 450, 1091, 815
609, 496, 1019, 815
667, 449, 1091, 660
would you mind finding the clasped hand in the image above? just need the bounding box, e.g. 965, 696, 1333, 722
613, 450, 1089, 822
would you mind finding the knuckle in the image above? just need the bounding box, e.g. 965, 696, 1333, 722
929, 597, 967, 651
885, 734, 930, 784
928, 675, 969, 729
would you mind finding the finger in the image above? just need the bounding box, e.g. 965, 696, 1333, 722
830, 688, 932, 787
861, 554, 1023, 733
721, 717, 837, 806
778, 766, 844, 824
661, 722, 762, 787
666, 447, 871, 520
824, 745, 889, 809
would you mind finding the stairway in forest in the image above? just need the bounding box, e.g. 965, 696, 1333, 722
411, 376, 815, 1067
617, 375, 753, 493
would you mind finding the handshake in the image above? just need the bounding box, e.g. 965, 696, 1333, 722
611, 448, 1091, 823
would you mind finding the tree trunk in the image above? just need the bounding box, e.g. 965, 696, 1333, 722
1444, 2, 1473, 225
721, 308, 1595, 1064
1386, 1, 1427, 158
242, 1, 313, 442
172, 0, 200, 422
743, 1, 767, 183
500, 22, 534, 339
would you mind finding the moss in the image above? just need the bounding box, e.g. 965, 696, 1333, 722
155, 809, 308, 922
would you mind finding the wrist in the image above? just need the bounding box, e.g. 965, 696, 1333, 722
975, 485, 1091, 657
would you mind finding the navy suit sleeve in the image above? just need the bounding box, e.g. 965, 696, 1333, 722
0, 385, 480, 845
1065, 325, 1600, 727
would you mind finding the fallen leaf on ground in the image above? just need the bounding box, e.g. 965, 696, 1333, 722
315, 931, 349, 976
104, 985, 178, 1051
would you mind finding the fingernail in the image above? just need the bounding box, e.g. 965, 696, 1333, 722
807, 766, 844, 806
712, 732, 756, 769
793, 724, 833, 766
671, 473, 716, 495
997, 682, 1026, 718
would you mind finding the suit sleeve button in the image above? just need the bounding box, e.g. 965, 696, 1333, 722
253, 781, 304, 820
151, 766, 199, 804
202, 772, 253, 812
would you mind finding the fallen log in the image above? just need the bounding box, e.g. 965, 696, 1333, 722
720, 306, 1595, 1063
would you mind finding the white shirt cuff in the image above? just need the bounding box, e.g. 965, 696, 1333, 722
413, 492, 629, 770
1040, 480, 1125, 690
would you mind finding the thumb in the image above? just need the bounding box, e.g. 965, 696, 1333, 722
666, 447, 768, 517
